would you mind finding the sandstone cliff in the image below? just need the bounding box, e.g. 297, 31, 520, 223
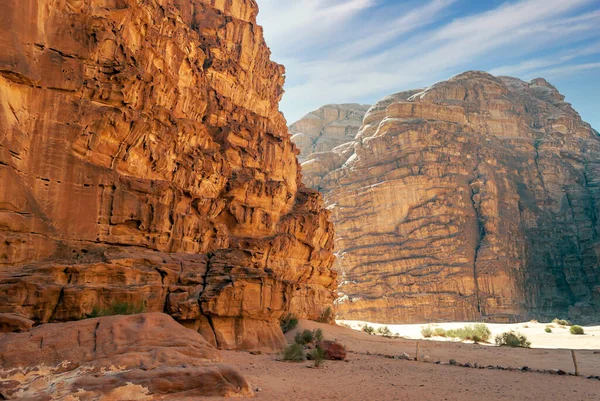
299, 72, 600, 323
290, 104, 370, 163
0, 0, 336, 351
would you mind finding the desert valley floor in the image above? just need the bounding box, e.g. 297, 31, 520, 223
201, 320, 600, 401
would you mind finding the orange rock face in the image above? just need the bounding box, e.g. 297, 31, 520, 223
0, 313, 253, 399
0, 0, 336, 350
299, 72, 600, 323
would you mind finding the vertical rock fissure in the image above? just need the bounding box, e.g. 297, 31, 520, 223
469, 177, 484, 316
533, 139, 549, 196
198, 252, 220, 348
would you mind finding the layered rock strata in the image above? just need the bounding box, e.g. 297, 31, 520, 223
0, 313, 253, 399
290, 104, 370, 164
300, 72, 600, 323
0, 0, 336, 350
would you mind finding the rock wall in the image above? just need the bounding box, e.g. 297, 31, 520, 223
290, 104, 370, 163
0, 0, 336, 350
299, 72, 600, 323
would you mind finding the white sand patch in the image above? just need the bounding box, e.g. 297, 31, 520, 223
337, 320, 600, 350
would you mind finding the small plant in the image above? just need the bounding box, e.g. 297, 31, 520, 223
282, 344, 305, 362
280, 313, 298, 333
316, 307, 334, 324
313, 328, 324, 343
433, 327, 447, 337
377, 326, 393, 337
495, 331, 531, 348
421, 326, 433, 338
445, 324, 491, 343
570, 325, 585, 335
310, 346, 326, 367
552, 318, 572, 326
108, 301, 145, 315
295, 329, 314, 345
545, 327, 552, 333
86, 306, 102, 318
86, 301, 145, 318
362, 324, 375, 335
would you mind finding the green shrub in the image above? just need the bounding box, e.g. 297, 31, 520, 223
545, 327, 552, 333
86, 301, 145, 318
495, 331, 531, 348
421, 326, 433, 338
362, 324, 375, 335
313, 328, 324, 343
280, 313, 298, 333
552, 318, 572, 326
446, 324, 491, 343
377, 326, 392, 337
570, 325, 585, 335
316, 307, 334, 324
282, 344, 305, 362
310, 346, 326, 368
433, 327, 447, 337
295, 329, 314, 345
108, 302, 145, 315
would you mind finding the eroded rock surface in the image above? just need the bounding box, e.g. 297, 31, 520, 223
0, 0, 336, 351
299, 72, 600, 323
0, 313, 253, 399
290, 104, 370, 165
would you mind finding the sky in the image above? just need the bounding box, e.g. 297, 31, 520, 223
256, 0, 600, 130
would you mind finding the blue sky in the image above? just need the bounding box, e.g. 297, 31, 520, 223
256, 0, 600, 129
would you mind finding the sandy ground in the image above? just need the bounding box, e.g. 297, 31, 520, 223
338, 320, 600, 350
201, 320, 600, 401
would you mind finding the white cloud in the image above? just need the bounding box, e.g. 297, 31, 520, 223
257, 0, 600, 123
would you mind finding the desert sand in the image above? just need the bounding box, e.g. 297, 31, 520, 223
202, 320, 600, 401
338, 320, 600, 350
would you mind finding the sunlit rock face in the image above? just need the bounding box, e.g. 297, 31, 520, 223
0, 0, 336, 351
290, 104, 370, 189
298, 71, 600, 324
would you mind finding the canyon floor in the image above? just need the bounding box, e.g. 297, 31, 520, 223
202, 320, 600, 401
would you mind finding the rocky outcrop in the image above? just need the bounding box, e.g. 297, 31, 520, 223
299, 72, 600, 323
290, 104, 370, 164
0, 313, 253, 399
0, 0, 336, 351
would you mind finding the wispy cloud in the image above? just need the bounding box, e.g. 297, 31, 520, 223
257, 0, 600, 125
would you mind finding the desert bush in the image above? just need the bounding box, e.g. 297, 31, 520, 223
283, 344, 305, 362
86, 301, 145, 318
545, 327, 552, 333
310, 346, 326, 367
313, 328, 324, 343
377, 326, 393, 337
295, 329, 314, 345
280, 313, 299, 333
433, 327, 447, 337
421, 326, 433, 338
316, 307, 334, 324
495, 331, 531, 348
362, 324, 375, 335
446, 324, 491, 343
570, 325, 585, 335
552, 318, 572, 326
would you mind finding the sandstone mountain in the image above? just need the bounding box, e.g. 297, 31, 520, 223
0, 0, 336, 356
290, 104, 370, 163
297, 72, 600, 324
